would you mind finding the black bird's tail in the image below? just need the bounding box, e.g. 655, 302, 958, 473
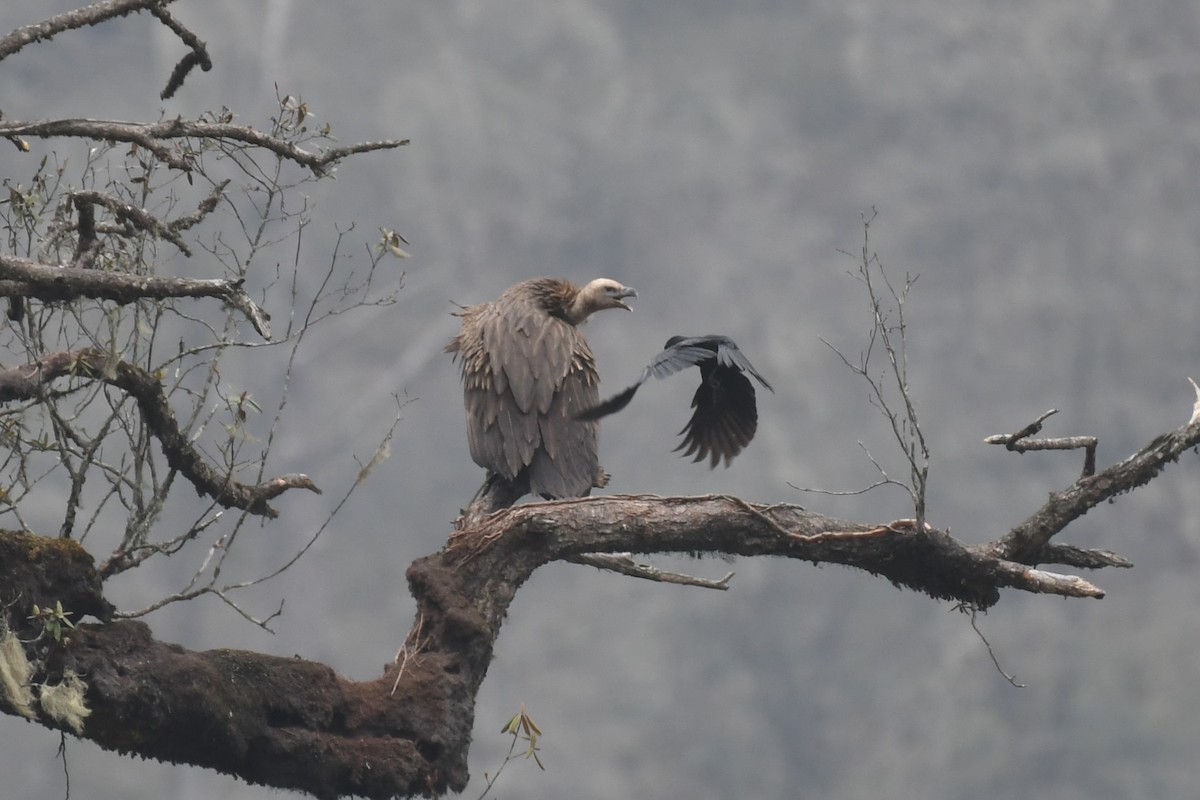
575, 384, 640, 421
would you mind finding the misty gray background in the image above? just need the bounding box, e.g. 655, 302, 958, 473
3, 1, 1200, 798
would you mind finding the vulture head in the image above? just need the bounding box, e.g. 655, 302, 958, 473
566, 278, 638, 324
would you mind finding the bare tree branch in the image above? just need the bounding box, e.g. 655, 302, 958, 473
0, 255, 272, 338
0, 1, 212, 99
147, 3, 212, 99
0, 0, 178, 63
67, 190, 194, 256
69, 195, 103, 269
0, 350, 319, 517
988, 417, 1200, 564
0, 117, 409, 176
566, 552, 734, 589
821, 210, 931, 527
984, 408, 1098, 476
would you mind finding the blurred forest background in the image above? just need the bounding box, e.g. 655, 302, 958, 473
3, 1, 1199, 798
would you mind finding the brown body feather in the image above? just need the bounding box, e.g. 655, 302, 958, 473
446, 277, 636, 498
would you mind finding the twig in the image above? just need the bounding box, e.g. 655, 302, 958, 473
790, 441, 910, 497
956, 603, 1025, 687
984, 408, 1059, 443
822, 210, 931, 528
566, 553, 733, 589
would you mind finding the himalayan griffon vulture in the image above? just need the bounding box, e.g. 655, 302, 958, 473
576, 334, 773, 467
446, 277, 637, 498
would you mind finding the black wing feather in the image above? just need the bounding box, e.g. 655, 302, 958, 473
578, 334, 773, 467
675, 363, 758, 467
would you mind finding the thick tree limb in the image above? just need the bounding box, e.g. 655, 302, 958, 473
0, 408, 1195, 797
0, 117, 409, 176
0, 350, 319, 516
0, 254, 271, 338
0, 532, 114, 624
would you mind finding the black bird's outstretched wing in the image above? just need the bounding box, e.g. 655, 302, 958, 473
577, 334, 773, 467
574, 339, 716, 421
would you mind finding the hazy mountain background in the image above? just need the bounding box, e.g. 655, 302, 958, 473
3, 1, 1200, 798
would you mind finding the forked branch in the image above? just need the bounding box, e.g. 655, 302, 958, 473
984, 408, 1098, 476
0, 0, 209, 99
986, 397, 1200, 565
0, 350, 319, 517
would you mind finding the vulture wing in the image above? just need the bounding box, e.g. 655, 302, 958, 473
447, 281, 602, 498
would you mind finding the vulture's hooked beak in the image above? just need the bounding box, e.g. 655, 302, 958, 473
615, 286, 638, 311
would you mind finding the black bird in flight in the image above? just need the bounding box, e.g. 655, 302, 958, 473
577, 334, 774, 467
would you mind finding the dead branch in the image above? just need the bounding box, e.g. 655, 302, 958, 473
987, 419, 1200, 565
39, 175, 226, 265
984, 408, 1098, 476
0, 117, 409, 176
69, 195, 103, 270
0, 1, 210, 100
68, 190, 193, 256
0, 1, 177, 63
566, 553, 734, 589
147, 3, 212, 99
166, 179, 229, 232
821, 210, 931, 528
0, 350, 319, 517
0, 254, 271, 338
